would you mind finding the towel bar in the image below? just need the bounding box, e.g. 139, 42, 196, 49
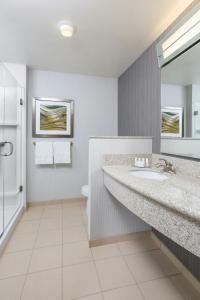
33, 141, 73, 146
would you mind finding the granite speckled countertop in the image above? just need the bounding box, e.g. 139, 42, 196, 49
102, 165, 200, 222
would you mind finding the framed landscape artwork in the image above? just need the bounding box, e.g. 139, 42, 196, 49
33, 97, 74, 137
161, 107, 183, 138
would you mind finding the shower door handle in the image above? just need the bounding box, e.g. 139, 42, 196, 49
0, 141, 14, 156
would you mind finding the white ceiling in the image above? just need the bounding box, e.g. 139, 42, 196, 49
0, 0, 194, 77
162, 42, 200, 86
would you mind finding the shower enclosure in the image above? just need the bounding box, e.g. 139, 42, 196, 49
0, 63, 24, 237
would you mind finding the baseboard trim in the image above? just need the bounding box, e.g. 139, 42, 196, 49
28, 197, 86, 207
89, 230, 150, 248
151, 232, 200, 293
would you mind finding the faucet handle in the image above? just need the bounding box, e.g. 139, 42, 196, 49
158, 158, 174, 166
158, 158, 168, 165
157, 158, 176, 174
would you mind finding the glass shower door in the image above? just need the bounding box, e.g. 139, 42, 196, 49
3, 69, 22, 229
0, 64, 4, 236
0, 63, 23, 234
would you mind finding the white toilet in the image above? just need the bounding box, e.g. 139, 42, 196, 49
81, 185, 89, 216
81, 185, 89, 198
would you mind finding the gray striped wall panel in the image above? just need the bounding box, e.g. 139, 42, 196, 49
118, 43, 161, 153
118, 44, 200, 280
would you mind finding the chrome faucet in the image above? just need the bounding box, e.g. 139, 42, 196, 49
156, 158, 176, 174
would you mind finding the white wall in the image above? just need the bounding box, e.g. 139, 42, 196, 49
5, 63, 27, 88
161, 84, 187, 108
27, 69, 118, 202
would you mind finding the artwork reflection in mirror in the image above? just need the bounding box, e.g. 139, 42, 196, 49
161, 107, 183, 138
161, 42, 200, 159
161, 43, 200, 139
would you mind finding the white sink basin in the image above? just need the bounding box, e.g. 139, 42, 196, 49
129, 168, 168, 181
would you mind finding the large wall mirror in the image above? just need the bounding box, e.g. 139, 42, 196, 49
161, 41, 200, 159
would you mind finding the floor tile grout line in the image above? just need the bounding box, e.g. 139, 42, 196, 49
103, 283, 146, 297
19, 206, 45, 300
120, 242, 149, 300
112, 246, 180, 300
90, 245, 144, 296
120, 248, 162, 258
0, 206, 85, 255
62, 238, 89, 246
3, 247, 36, 255
87, 224, 104, 297
0, 266, 63, 281
137, 275, 188, 300
115, 239, 124, 255
136, 272, 183, 285
62, 201, 87, 298
0, 273, 27, 282
65, 244, 182, 287
4, 242, 63, 254
122, 245, 181, 285
63, 258, 102, 270
120, 249, 181, 278
61, 202, 64, 300
19, 203, 70, 299
19, 265, 62, 277
6, 225, 87, 253
136, 283, 147, 300
168, 275, 200, 299
91, 254, 123, 262
100, 282, 141, 294
121, 253, 138, 284
71, 291, 103, 300
83, 211, 183, 297
1, 234, 181, 275
92, 259, 105, 298
2, 202, 193, 299
5, 228, 89, 253
167, 276, 189, 300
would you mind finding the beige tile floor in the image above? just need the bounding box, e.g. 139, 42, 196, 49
0, 200, 199, 300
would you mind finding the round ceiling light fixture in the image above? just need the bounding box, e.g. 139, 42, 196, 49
58, 21, 75, 38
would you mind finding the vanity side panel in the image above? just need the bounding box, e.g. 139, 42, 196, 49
88, 137, 152, 241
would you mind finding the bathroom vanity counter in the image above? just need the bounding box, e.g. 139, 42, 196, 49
103, 165, 200, 257
103, 165, 200, 221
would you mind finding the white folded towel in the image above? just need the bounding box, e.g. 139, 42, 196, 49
53, 142, 71, 164
35, 142, 53, 165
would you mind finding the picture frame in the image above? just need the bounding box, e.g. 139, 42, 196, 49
161, 107, 183, 138
32, 97, 74, 138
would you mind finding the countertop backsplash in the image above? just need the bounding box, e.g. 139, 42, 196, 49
103, 153, 200, 179
103, 153, 152, 166
152, 154, 200, 179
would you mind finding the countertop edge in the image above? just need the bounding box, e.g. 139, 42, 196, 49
102, 166, 199, 223
89, 136, 153, 139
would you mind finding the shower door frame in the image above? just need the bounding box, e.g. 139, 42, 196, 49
0, 63, 26, 250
